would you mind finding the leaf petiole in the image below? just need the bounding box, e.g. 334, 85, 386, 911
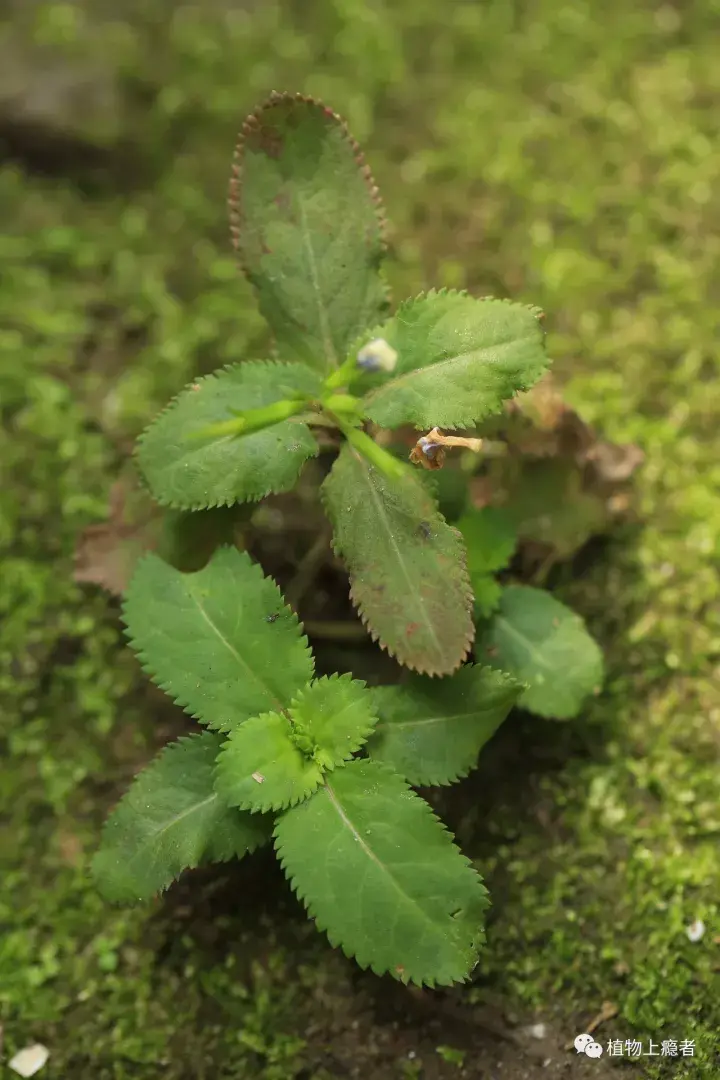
320, 393, 364, 417
323, 354, 361, 391
336, 421, 407, 480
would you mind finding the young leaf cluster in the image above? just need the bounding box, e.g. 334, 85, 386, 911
93, 549, 521, 986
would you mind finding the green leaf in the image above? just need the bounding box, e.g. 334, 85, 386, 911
456, 506, 517, 619
475, 586, 604, 719
274, 759, 488, 986
123, 548, 313, 731
472, 575, 503, 618
288, 674, 378, 769
456, 506, 517, 575
230, 92, 389, 374
214, 712, 323, 813
360, 291, 547, 429
92, 733, 270, 902
366, 666, 522, 786
136, 361, 321, 510
321, 444, 474, 676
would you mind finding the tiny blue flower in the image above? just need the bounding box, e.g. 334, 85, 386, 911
356, 338, 398, 373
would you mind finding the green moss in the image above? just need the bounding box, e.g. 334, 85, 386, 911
1, 0, 719, 1076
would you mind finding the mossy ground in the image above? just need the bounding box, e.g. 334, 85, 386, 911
1, 2, 718, 1077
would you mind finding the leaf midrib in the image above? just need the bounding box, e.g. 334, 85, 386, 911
365, 332, 539, 403
139, 792, 217, 848
322, 776, 457, 949
494, 613, 557, 672
120, 791, 218, 888
297, 193, 337, 371
354, 451, 445, 668
375, 710, 479, 732
187, 583, 286, 714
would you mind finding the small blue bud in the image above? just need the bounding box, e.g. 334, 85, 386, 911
356, 338, 398, 373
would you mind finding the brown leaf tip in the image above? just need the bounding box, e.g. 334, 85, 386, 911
228, 91, 388, 257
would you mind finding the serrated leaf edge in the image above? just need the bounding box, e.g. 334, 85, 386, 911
93, 733, 269, 905
287, 672, 377, 768
134, 360, 320, 511
214, 711, 323, 813
228, 91, 391, 319
371, 667, 523, 787
121, 549, 315, 730
272, 761, 487, 986
358, 290, 548, 430
320, 466, 475, 676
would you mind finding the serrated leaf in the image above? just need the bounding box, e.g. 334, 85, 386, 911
214, 711, 323, 812
230, 93, 389, 374
274, 759, 488, 986
321, 444, 474, 676
366, 666, 521, 786
123, 548, 313, 731
472, 575, 503, 618
92, 733, 270, 902
288, 674, 378, 769
475, 586, 604, 719
136, 361, 321, 509
360, 291, 547, 429
455, 506, 517, 620
456, 506, 517, 575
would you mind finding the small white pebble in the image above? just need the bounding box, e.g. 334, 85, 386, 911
356, 338, 398, 373
686, 918, 705, 942
251, 772, 265, 784
9, 1044, 50, 1078
527, 1023, 547, 1039
407, 1050, 416, 1060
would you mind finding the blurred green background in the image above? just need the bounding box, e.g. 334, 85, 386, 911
1, 1, 719, 1077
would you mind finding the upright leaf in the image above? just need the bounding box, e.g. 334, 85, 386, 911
456, 506, 518, 618
230, 92, 389, 373
136, 361, 321, 510
274, 759, 488, 986
360, 291, 547, 429
288, 674, 378, 770
321, 444, 474, 676
123, 548, 313, 731
367, 666, 522, 786
475, 586, 604, 719
456, 506, 517, 577
214, 712, 323, 813
92, 733, 270, 902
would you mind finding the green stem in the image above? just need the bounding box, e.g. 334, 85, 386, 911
337, 421, 407, 480
321, 393, 363, 416
189, 397, 307, 441
323, 355, 360, 391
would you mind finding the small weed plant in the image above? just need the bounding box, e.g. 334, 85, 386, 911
93, 93, 604, 986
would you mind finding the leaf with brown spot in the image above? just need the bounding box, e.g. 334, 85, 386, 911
321, 444, 474, 676
230, 92, 390, 374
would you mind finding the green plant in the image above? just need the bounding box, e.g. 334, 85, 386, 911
92, 92, 604, 986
